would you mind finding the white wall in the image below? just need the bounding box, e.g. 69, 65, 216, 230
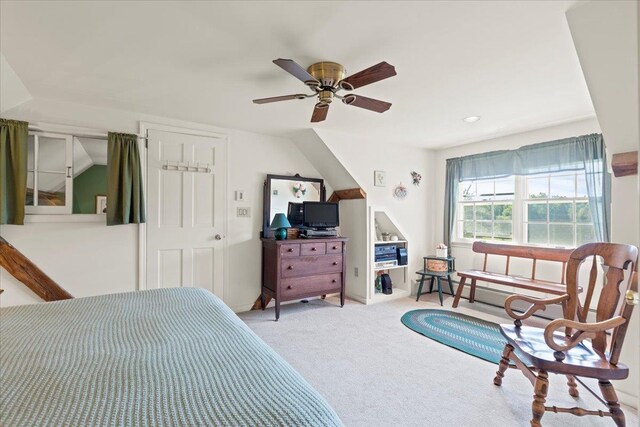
566, 0, 639, 408
0, 98, 324, 312
315, 128, 435, 298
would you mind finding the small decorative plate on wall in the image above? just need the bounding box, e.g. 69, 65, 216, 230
393, 183, 408, 199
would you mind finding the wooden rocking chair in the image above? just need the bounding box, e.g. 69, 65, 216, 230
493, 242, 638, 426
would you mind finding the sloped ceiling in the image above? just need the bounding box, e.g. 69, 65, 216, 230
1, 1, 594, 148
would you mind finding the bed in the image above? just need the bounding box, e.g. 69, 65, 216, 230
0, 288, 342, 426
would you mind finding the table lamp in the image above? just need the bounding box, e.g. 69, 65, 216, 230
270, 213, 291, 240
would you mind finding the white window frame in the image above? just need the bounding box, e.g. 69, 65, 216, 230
457, 177, 515, 242
26, 131, 73, 214
454, 171, 596, 249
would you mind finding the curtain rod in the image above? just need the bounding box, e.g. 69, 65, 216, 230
28, 126, 148, 140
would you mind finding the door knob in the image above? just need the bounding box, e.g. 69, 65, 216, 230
626, 290, 639, 305
215, 234, 223, 240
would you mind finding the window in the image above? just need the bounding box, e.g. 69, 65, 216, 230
456, 171, 596, 248
524, 172, 595, 247
26, 131, 108, 215
26, 132, 73, 214
458, 177, 514, 241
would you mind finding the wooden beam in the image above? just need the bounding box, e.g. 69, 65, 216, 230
611, 151, 638, 177
327, 188, 367, 203
0, 236, 73, 302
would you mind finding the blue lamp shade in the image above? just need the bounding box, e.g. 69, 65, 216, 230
270, 213, 291, 240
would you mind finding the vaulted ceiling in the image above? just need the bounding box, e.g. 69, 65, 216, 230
0, 1, 594, 148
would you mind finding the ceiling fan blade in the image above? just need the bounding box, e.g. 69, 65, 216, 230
343, 94, 392, 113
339, 61, 396, 90
253, 94, 308, 104
311, 103, 329, 122
273, 58, 319, 85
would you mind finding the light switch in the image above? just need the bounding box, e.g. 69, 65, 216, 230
237, 207, 251, 218
235, 191, 245, 201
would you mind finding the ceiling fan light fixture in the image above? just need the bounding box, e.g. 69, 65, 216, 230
463, 116, 481, 123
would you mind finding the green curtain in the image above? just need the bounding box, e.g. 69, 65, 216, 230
107, 132, 145, 226
444, 133, 610, 244
0, 119, 28, 225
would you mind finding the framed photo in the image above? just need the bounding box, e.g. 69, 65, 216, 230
95, 195, 107, 214
374, 170, 386, 187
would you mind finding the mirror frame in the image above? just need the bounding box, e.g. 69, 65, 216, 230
262, 173, 326, 238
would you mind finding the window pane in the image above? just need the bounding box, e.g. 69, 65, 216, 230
27, 135, 35, 170
527, 202, 547, 222
26, 172, 34, 206
576, 202, 592, 223
494, 222, 512, 240
550, 174, 575, 198
461, 182, 475, 201
493, 204, 512, 220
576, 172, 588, 198
576, 225, 596, 245
527, 224, 548, 244
549, 202, 573, 222
527, 176, 548, 199
463, 221, 474, 238
475, 204, 491, 220
549, 224, 574, 246
494, 177, 515, 200
476, 221, 492, 239
37, 137, 67, 173
37, 172, 66, 206
463, 205, 474, 220
476, 181, 493, 201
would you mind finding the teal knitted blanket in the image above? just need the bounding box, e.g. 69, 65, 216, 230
1, 288, 342, 426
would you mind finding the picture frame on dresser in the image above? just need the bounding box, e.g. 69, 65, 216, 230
262, 174, 326, 238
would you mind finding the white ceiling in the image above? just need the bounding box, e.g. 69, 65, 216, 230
0, 1, 595, 148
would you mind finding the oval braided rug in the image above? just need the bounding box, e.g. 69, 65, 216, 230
401, 309, 524, 365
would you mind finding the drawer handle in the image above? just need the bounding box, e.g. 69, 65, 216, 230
311, 247, 317, 251
287, 266, 293, 270
287, 285, 293, 290
332, 246, 338, 250
332, 262, 338, 266
287, 248, 293, 252
332, 279, 337, 283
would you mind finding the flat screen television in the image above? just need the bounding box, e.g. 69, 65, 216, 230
303, 201, 339, 229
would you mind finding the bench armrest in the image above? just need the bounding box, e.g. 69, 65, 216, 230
504, 294, 569, 326
543, 317, 626, 360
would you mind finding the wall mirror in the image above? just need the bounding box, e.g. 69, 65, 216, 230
263, 174, 325, 238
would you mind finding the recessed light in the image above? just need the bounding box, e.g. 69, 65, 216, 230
463, 116, 481, 123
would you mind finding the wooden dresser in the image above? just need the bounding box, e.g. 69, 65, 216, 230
261, 237, 348, 320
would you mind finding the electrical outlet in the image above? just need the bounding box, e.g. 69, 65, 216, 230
237, 207, 251, 218
354, 267, 359, 277
235, 191, 245, 201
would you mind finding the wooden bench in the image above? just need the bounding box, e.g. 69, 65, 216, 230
452, 242, 576, 308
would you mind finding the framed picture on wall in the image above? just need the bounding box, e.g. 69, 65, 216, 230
374, 170, 386, 187
95, 195, 107, 214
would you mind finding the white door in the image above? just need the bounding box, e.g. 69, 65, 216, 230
146, 129, 226, 298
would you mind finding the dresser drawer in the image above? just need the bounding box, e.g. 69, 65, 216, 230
281, 273, 342, 299
280, 244, 300, 258
300, 242, 326, 256
326, 242, 342, 254
281, 255, 343, 278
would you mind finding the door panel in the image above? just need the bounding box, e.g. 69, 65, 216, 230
146, 129, 226, 299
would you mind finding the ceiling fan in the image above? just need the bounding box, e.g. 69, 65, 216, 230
253, 59, 397, 122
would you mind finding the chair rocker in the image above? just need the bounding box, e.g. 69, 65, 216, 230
492, 242, 638, 427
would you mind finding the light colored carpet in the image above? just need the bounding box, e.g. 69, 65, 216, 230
239, 293, 639, 427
